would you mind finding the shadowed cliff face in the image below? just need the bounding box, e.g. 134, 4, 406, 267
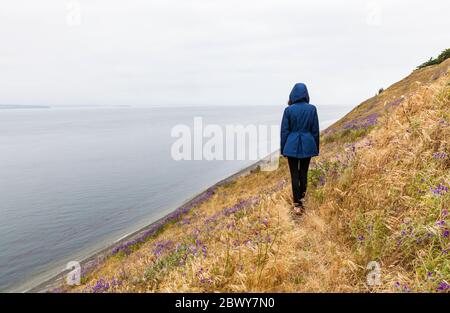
58, 59, 449, 293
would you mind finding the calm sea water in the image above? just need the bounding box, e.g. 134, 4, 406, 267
0, 105, 352, 291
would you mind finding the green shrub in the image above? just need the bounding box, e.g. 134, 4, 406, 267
417, 48, 450, 69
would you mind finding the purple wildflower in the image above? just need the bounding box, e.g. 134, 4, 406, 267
433, 152, 447, 159
437, 282, 450, 291
91, 277, 110, 293
430, 183, 449, 196
180, 217, 191, 225
201, 245, 207, 258
222, 197, 258, 216
343, 113, 378, 131
385, 98, 404, 109
153, 240, 173, 257
199, 276, 213, 285
436, 220, 446, 227
189, 244, 198, 255
205, 211, 221, 224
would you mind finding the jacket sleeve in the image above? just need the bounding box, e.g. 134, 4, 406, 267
312, 107, 320, 154
280, 108, 290, 155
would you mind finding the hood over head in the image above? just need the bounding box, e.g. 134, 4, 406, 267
289, 83, 310, 105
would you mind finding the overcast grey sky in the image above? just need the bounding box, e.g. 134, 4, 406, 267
0, 0, 449, 107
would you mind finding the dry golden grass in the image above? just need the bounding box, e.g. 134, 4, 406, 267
62, 59, 449, 293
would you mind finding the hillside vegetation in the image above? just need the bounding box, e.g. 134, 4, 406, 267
60, 58, 449, 293
417, 48, 450, 69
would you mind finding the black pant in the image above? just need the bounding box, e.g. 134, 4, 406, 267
287, 157, 311, 203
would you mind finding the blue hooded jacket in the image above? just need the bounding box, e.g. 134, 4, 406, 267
280, 83, 320, 158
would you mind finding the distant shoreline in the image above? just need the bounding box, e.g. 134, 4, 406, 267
0, 105, 134, 110
0, 105, 50, 110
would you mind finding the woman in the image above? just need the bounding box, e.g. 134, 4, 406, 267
280, 83, 320, 214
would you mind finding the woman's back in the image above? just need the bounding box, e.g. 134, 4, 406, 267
285, 102, 317, 132
280, 83, 320, 159
280, 83, 320, 214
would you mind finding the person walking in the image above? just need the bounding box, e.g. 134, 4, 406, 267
280, 83, 320, 215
